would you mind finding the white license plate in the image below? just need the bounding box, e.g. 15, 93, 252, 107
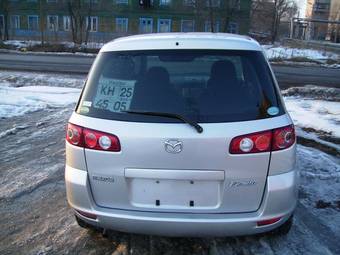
129, 178, 221, 210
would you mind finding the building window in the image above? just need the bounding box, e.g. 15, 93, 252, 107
87, 16, 98, 32
181, 20, 194, 32
204, 20, 219, 32
206, 0, 220, 7
227, 22, 238, 34
47, 15, 58, 31
159, 0, 171, 5
63, 16, 71, 31
28, 15, 39, 31
139, 18, 153, 33
10, 15, 20, 29
116, 0, 128, 4
183, 0, 195, 6
116, 18, 128, 33
158, 19, 171, 32
229, 0, 240, 10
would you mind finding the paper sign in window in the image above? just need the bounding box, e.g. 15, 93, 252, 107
93, 77, 135, 112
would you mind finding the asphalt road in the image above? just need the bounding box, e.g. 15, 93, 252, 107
0, 51, 339, 89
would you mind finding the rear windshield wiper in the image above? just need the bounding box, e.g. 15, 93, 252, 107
123, 110, 203, 134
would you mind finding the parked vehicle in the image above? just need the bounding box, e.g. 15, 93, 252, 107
65, 33, 297, 237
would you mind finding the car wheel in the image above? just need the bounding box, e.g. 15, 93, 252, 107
271, 215, 293, 236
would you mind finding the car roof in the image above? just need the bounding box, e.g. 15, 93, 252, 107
100, 33, 262, 52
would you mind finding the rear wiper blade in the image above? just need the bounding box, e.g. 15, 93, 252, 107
123, 110, 203, 134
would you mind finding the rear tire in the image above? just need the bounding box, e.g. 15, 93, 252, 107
270, 215, 293, 236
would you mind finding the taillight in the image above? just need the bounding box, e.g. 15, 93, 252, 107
66, 123, 84, 147
272, 125, 295, 151
66, 123, 121, 152
230, 130, 272, 154
229, 125, 295, 154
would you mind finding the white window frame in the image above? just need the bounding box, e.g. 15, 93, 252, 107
206, 0, 220, 7
183, 0, 195, 6
116, 0, 128, 4
86, 16, 98, 32
157, 18, 171, 33
230, 0, 240, 10
227, 22, 239, 34
47, 15, 58, 31
159, 0, 171, 6
10, 15, 20, 29
204, 20, 220, 32
139, 17, 153, 33
181, 19, 195, 32
27, 15, 39, 31
115, 17, 128, 33
63, 16, 71, 31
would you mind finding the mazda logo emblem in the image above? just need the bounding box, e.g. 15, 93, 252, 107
165, 139, 183, 154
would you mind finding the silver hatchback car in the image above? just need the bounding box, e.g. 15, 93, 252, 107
65, 33, 298, 237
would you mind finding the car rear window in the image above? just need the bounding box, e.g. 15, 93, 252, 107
77, 50, 284, 123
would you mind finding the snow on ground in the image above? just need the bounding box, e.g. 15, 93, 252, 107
0, 70, 85, 88
0, 85, 81, 118
282, 85, 340, 152
284, 97, 340, 137
3, 40, 104, 50
298, 144, 340, 236
0, 71, 84, 118
263, 45, 339, 63
3, 40, 41, 48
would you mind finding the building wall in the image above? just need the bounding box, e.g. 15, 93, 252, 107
0, 0, 252, 42
305, 0, 332, 40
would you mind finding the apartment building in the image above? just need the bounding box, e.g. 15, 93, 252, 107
0, 0, 252, 42
305, 0, 340, 41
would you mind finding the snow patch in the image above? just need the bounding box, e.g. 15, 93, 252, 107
0, 85, 81, 118
284, 96, 340, 138
282, 85, 340, 102
263, 45, 339, 62
0, 125, 28, 139
0, 70, 85, 88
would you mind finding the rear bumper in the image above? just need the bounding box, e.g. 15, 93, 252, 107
65, 166, 298, 237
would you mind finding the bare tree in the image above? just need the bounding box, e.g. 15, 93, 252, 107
39, 0, 45, 46
271, 0, 297, 43
223, 0, 241, 33
0, 0, 9, 41
66, 0, 93, 46
184, 0, 219, 32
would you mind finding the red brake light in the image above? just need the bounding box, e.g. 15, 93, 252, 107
66, 123, 84, 146
230, 130, 272, 154
229, 125, 295, 154
66, 123, 121, 152
272, 125, 295, 151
